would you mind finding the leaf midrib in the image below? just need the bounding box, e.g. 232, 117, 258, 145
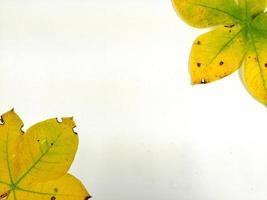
207, 27, 245, 65
14, 133, 62, 186
192, 0, 267, 99
16, 187, 85, 198
0, 133, 63, 200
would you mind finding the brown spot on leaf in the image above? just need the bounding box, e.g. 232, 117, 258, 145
219, 61, 224, 66
197, 40, 201, 45
265, 63, 267, 68
200, 79, 207, 84
224, 24, 235, 28
0, 116, 4, 125
0, 191, 10, 200
197, 63, 201, 67
51, 196, 56, 200
85, 195, 92, 199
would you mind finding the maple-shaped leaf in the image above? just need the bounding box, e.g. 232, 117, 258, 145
0, 110, 91, 200
172, 0, 267, 105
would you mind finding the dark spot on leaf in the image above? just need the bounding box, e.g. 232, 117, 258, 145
224, 24, 235, 28
229, 30, 232, 33
51, 196, 56, 200
54, 188, 58, 193
252, 14, 258, 19
0, 191, 10, 199
37, 139, 40, 142
219, 61, 224, 66
0, 116, 4, 125
85, 195, 92, 199
197, 40, 201, 45
265, 63, 267, 68
200, 79, 207, 84
51, 143, 54, 146
197, 63, 201, 67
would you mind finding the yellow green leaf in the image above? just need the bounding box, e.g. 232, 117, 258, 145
172, 0, 239, 28
238, 0, 267, 17
190, 24, 247, 84
0, 110, 91, 200
173, 0, 267, 105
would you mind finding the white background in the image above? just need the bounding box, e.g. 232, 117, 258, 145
0, 0, 267, 200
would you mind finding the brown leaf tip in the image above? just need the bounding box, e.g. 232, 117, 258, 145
85, 195, 92, 199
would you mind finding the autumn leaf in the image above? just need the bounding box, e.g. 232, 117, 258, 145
172, 0, 267, 105
0, 109, 91, 200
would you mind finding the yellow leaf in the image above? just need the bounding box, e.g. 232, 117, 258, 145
190, 24, 247, 84
13, 174, 89, 200
241, 13, 267, 104
0, 110, 91, 200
